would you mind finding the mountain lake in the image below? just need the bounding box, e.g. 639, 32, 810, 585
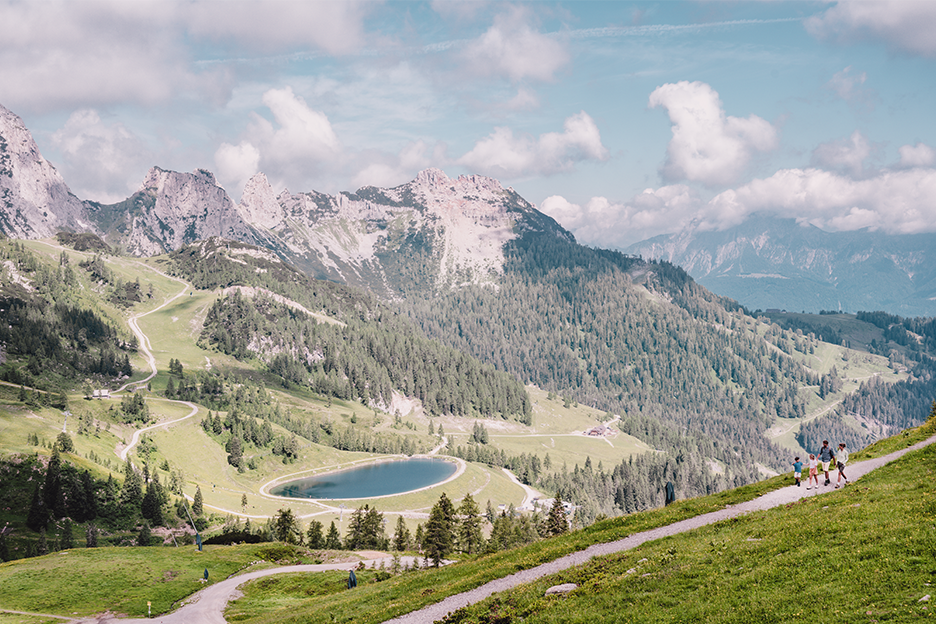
270, 457, 458, 499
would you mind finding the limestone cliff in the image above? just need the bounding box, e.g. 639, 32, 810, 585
0, 104, 90, 239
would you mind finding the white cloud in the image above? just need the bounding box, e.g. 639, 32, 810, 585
826, 66, 867, 100
50, 109, 151, 203
215, 141, 261, 197
649, 81, 778, 187
461, 7, 569, 82
215, 86, 342, 196
0, 3, 197, 112
260, 87, 341, 163
504, 88, 541, 111
549, 154, 936, 248
540, 185, 702, 249
458, 111, 608, 179
705, 167, 936, 235
899, 143, 936, 168
351, 140, 444, 189
0, 1, 372, 113
811, 130, 875, 177
185, 1, 369, 55
805, 0, 936, 57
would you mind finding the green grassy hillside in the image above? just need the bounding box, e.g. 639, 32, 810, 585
1, 415, 930, 622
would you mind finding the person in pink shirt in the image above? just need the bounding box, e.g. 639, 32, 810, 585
806, 454, 819, 490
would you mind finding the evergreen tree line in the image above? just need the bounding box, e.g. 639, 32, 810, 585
199, 291, 530, 420
407, 233, 821, 476
0, 433, 184, 561
183, 372, 431, 469
0, 242, 134, 386
269, 492, 568, 567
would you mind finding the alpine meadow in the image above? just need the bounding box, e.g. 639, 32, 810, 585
1, 1, 936, 622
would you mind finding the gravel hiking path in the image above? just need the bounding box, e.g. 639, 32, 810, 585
382, 434, 936, 624
52, 436, 934, 624
75, 556, 423, 624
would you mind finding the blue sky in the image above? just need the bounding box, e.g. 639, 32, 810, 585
1, 1, 934, 248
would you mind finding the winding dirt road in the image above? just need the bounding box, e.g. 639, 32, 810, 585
114, 266, 199, 463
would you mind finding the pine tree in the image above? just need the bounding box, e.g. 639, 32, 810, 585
193, 485, 204, 516
273, 508, 302, 544
456, 494, 484, 554
392, 516, 411, 552
546, 498, 568, 536
141, 480, 164, 526
307, 520, 324, 549
226, 435, 243, 468
119, 460, 143, 525
423, 493, 455, 566
324, 521, 342, 550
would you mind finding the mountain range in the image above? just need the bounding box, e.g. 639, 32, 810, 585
626, 215, 936, 318
4, 100, 936, 508
5, 101, 935, 318
1, 103, 569, 301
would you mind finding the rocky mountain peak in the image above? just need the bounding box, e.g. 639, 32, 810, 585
0, 104, 89, 239
412, 167, 453, 188
120, 166, 261, 256
239, 172, 284, 230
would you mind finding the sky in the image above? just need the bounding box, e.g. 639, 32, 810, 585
1, 0, 934, 249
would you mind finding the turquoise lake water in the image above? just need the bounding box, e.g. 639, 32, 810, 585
270, 457, 457, 499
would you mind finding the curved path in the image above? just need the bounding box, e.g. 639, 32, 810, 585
113, 265, 200, 462
56, 433, 934, 624
82, 556, 423, 624
117, 398, 199, 462
382, 433, 936, 624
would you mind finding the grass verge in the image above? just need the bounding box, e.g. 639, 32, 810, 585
225, 417, 935, 624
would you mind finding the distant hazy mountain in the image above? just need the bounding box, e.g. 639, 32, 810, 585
626, 216, 936, 318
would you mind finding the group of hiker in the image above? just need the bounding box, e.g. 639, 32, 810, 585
792, 440, 849, 490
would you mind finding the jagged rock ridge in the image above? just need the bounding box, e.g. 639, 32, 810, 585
245, 167, 572, 297
0, 104, 90, 238
0, 101, 569, 297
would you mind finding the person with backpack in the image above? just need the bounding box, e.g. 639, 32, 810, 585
835, 442, 850, 488
817, 440, 835, 486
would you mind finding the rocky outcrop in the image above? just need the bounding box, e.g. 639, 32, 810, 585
238, 172, 284, 230
0, 104, 90, 239
116, 167, 263, 256
251, 167, 572, 296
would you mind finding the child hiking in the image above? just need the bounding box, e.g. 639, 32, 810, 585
806, 454, 819, 490
792, 456, 803, 487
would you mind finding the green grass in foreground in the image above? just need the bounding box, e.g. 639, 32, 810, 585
225, 417, 936, 624
1, 418, 932, 621
442, 438, 936, 623
0, 543, 320, 618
